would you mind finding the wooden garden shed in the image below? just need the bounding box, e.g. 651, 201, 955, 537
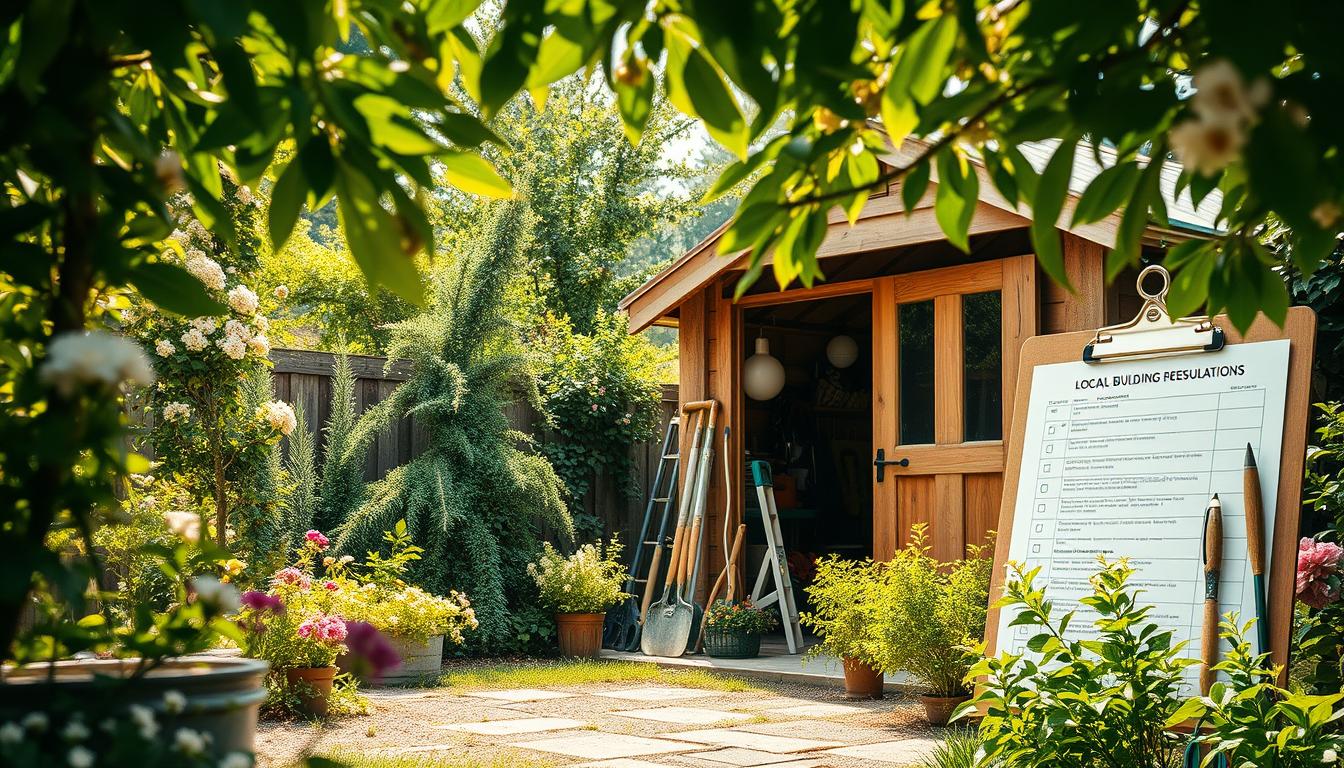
620, 136, 1221, 598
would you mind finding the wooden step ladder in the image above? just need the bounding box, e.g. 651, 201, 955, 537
747, 460, 804, 654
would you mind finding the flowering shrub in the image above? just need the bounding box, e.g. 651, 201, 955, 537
0, 694, 250, 768
122, 201, 294, 574
1297, 537, 1343, 609
528, 538, 630, 614
704, 599, 777, 635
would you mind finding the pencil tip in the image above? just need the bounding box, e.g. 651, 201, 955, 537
1212, 493, 1219, 501
1245, 443, 1256, 468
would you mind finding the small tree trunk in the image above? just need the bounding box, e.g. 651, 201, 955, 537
213, 448, 228, 546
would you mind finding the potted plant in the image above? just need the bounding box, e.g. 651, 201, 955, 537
328, 521, 479, 682
877, 524, 992, 725
801, 556, 890, 698
702, 599, 777, 658
528, 538, 629, 658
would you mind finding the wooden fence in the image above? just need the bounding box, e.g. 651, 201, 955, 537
269, 348, 679, 542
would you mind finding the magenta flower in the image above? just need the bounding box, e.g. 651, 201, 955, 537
271, 567, 311, 590
323, 580, 339, 591
344, 621, 401, 682
1296, 537, 1344, 609
305, 530, 330, 550
240, 591, 283, 614
298, 614, 347, 645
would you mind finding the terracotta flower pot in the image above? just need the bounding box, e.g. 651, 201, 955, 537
555, 612, 605, 658
285, 666, 337, 717
841, 657, 884, 699
920, 693, 972, 726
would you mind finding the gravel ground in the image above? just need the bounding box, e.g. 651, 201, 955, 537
254, 662, 940, 768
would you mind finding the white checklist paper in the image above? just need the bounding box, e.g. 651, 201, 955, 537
997, 340, 1291, 691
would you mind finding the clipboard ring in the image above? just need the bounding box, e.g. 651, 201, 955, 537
1082, 265, 1225, 363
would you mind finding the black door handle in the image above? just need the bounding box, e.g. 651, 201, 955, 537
874, 448, 909, 482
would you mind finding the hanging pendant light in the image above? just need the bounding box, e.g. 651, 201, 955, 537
744, 335, 786, 401
826, 335, 859, 369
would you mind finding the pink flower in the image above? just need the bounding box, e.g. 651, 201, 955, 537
323, 580, 338, 591
597, 386, 606, 396
344, 622, 401, 682
1296, 537, 1344, 609
590, 403, 598, 412
305, 530, 330, 550
298, 614, 347, 645
271, 567, 311, 590
240, 591, 283, 615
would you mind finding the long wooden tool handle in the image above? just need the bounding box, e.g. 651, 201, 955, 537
640, 547, 664, 622
1201, 495, 1223, 693
695, 524, 748, 653
725, 524, 747, 603
1244, 444, 1266, 577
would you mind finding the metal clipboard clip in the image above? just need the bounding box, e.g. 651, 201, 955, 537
1082, 265, 1225, 363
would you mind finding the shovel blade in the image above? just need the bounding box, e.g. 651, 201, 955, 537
640, 601, 695, 658
603, 597, 640, 650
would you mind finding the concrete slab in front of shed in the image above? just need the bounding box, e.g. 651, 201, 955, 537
436, 717, 585, 735
511, 733, 704, 760
669, 729, 843, 753
593, 686, 722, 702
824, 738, 941, 763
616, 707, 752, 725
761, 703, 869, 718
692, 747, 820, 766
575, 760, 679, 768
465, 688, 577, 703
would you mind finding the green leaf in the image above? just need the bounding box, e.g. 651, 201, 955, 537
528, 28, 587, 88
1256, 250, 1290, 326
1165, 245, 1214, 318
1028, 139, 1078, 290
128, 262, 228, 316
665, 27, 748, 159
426, 0, 484, 33
880, 15, 957, 147
935, 150, 978, 252
15, 0, 73, 94
615, 68, 656, 146
1107, 159, 1162, 282
335, 163, 425, 306
439, 152, 513, 198
719, 202, 784, 254
702, 139, 781, 204
268, 155, 306, 252
901, 160, 931, 214
1071, 163, 1140, 226
353, 94, 445, 155
438, 112, 505, 149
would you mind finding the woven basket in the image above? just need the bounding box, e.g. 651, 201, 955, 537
703, 627, 762, 659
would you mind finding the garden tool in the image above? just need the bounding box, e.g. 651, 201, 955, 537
682, 405, 719, 650
604, 418, 681, 652
641, 401, 714, 657
1185, 493, 1229, 768
694, 523, 746, 653
692, 426, 739, 654
1244, 443, 1270, 657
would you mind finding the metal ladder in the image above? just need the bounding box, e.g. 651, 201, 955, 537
748, 459, 804, 654
630, 417, 681, 599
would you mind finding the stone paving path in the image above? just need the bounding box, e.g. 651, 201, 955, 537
256, 676, 943, 767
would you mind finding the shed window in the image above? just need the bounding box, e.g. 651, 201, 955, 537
898, 300, 935, 444
963, 291, 1003, 441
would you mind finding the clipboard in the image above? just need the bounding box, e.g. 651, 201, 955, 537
985, 266, 1317, 682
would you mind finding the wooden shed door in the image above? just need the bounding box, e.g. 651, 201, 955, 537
871, 256, 1035, 560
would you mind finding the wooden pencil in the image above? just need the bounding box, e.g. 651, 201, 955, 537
1201, 493, 1223, 694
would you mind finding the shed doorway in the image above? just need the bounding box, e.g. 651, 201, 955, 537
740, 292, 874, 608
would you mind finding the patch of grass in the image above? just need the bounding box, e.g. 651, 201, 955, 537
309, 750, 556, 768
436, 659, 763, 693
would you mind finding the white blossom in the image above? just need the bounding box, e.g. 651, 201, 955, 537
67, 746, 94, 768
40, 331, 155, 397
1170, 118, 1244, 177
185, 252, 226, 292
1323, 748, 1338, 762
190, 316, 218, 335
162, 402, 191, 422
121, 307, 138, 324
247, 334, 271, 357
155, 339, 176, 357
1191, 59, 1264, 125
154, 151, 185, 194
227, 286, 259, 316
218, 335, 247, 360
62, 720, 89, 741
258, 400, 296, 436
186, 220, 209, 241
191, 575, 240, 613
181, 328, 208, 352
162, 511, 201, 543
273, 285, 289, 301
173, 727, 205, 755
220, 753, 253, 768
252, 315, 270, 333
168, 229, 188, 243
223, 319, 252, 341
22, 713, 48, 732
129, 705, 157, 740
163, 691, 187, 716
0, 722, 21, 744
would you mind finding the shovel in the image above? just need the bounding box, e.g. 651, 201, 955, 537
683, 414, 719, 650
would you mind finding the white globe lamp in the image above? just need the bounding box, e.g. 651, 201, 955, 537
744, 337, 786, 401
826, 335, 859, 369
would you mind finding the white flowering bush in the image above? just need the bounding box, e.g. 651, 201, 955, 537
122, 201, 295, 578
0, 694, 250, 768
528, 538, 630, 614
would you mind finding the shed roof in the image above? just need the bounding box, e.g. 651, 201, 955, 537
620, 135, 1222, 332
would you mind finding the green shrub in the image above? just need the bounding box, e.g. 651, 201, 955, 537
317, 350, 370, 532
528, 539, 629, 614
800, 556, 888, 667
966, 558, 1191, 768
876, 524, 992, 696
918, 727, 988, 768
